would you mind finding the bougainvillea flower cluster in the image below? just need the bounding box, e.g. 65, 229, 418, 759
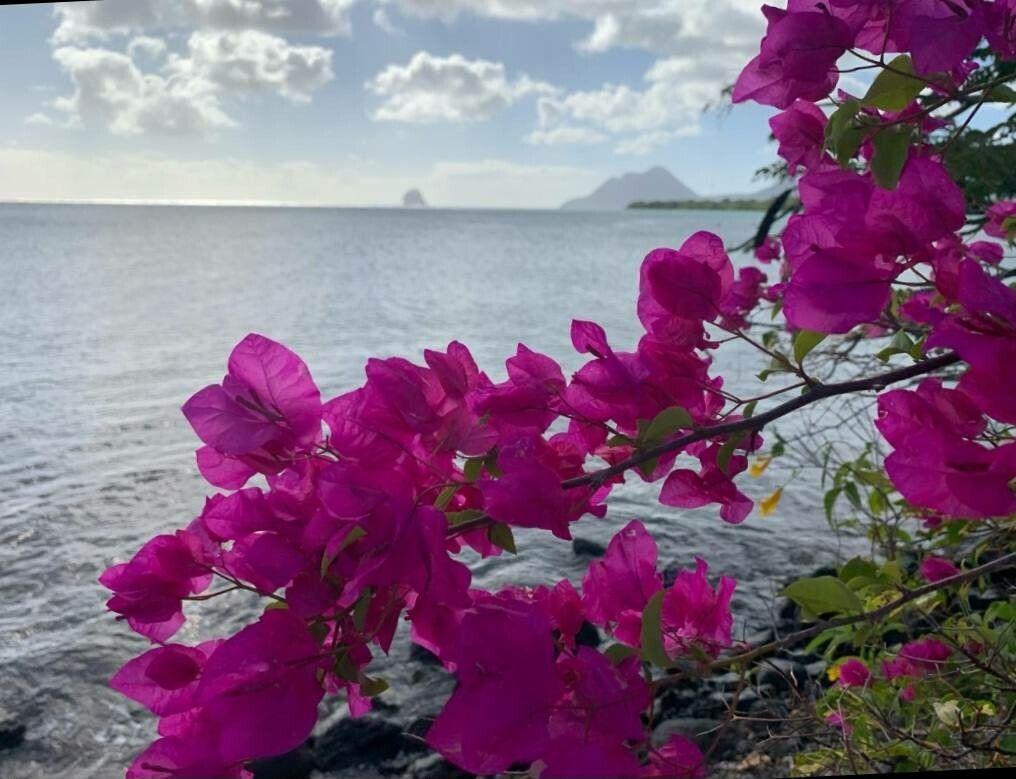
103, 1, 1016, 776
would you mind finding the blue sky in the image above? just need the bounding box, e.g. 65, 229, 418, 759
0, 1, 779, 207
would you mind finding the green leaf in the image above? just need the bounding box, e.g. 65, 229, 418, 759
824, 487, 841, 520
986, 84, 1016, 102
825, 99, 864, 165
876, 330, 917, 362
868, 488, 886, 514
309, 621, 329, 644
446, 509, 484, 526
717, 431, 747, 474
434, 484, 459, 510
333, 652, 359, 682
352, 587, 373, 631
603, 643, 639, 664
863, 55, 923, 111
321, 526, 366, 575
640, 590, 671, 668
463, 456, 484, 483
871, 127, 911, 189
933, 700, 960, 727
843, 481, 862, 510
359, 676, 390, 698
793, 330, 827, 363
488, 522, 517, 555
641, 406, 693, 444
839, 556, 878, 583
782, 576, 863, 617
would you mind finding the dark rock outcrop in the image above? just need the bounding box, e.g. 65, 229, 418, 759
314, 716, 427, 773
572, 537, 607, 557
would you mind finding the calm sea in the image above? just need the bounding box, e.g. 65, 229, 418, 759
0, 204, 864, 778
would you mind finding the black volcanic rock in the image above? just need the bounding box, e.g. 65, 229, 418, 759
572, 537, 607, 557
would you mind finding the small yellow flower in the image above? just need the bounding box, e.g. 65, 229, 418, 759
759, 487, 783, 517
827, 664, 841, 682
748, 455, 773, 478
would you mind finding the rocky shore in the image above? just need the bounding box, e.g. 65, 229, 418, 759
7, 542, 1006, 778
250, 545, 842, 779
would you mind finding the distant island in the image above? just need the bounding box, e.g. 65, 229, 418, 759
402, 189, 428, 208
561, 167, 792, 212
629, 197, 776, 211
561, 166, 697, 211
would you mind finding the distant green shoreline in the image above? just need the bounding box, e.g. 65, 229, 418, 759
628, 198, 775, 211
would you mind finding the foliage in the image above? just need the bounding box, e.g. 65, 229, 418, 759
102, 2, 1016, 778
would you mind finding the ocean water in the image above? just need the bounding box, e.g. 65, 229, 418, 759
0, 204, 865, 778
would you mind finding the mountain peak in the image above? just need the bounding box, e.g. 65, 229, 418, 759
561, 167, 697, 210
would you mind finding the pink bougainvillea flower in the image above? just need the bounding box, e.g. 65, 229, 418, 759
427, 595, 562, 775
928, 260, 1016, 424
867, 156, 966, 254
645, 734, 707, 778
582, 520, 663, 643
551, 648, 650, 746
770, 99, 828, 174
660, 557, 736, 657
733, 6, 853, 108
985, 0, 1016, 58
126, 729, 251, 779
884, 432, 1016, 519
985, 200, 1016, 240
198, 488, 276, 541
470, 344, 566, 439
883, 637, 952, 680
193, 609, 324, 765
640, 231, 734, 328
719, 267, 768, 331
919, 555, 960, 583
836, 658, 871, 688
539, 738, 643, 779
876, 379, 984, 450
111, 641, 221, 717
783, 249, 894, 333
100, 533, 212, 642
533, 579, 586, 650
825, 711, 852, 736
480, 461, 570, 539
183, 335, 322, 487
660, 441, 754, 524
899, 637, 952, 671
891, 0, 987, 76
754, 235, 781, 263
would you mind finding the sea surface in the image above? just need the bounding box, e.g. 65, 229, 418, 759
0, 204, 867, 778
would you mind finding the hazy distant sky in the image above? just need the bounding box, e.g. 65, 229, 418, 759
0, 1, 783, 207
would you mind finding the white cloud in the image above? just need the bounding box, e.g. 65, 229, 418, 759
127, 36, 168, 60
526, 126, 606, 146
531, 54, 737, 151
24, 113, 55, 126
51, 46, 235, 136
379, 1, 764, 145
0, 148, 598, 208
53, 0, 357, 43
367, 51, 554, 123
373, 8, 406, 35
615, 129, 696, 156
173, 30, 334, 103
50, 30, 333, 136
380, 1, 762, 56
